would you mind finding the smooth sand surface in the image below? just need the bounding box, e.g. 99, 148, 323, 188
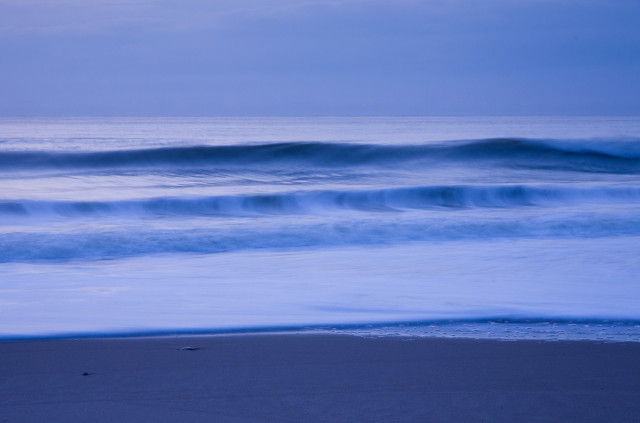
1, 334, 639, 422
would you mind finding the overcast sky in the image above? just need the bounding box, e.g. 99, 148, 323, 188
1, 0, 639, 116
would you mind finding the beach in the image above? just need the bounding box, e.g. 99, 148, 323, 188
2, 117, 640, 421
2, 334, 639, 422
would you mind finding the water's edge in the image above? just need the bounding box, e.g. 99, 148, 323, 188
3, 319, 640, 343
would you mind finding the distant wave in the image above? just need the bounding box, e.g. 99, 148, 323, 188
2, 138, 640, 173
2, 185, 640, 219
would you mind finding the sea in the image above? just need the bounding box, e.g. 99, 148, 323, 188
1, 116, 640, 341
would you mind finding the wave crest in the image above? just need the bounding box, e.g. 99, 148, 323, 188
2, 185, 639, 219
2, 138, 640, 173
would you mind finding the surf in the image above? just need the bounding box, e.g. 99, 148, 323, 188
2, 138, 640, 173
1, 184, 640, 220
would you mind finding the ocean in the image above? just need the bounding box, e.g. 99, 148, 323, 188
1, 116, 640, 340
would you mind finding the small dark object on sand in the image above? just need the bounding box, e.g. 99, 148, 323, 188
179, 347, 200, 351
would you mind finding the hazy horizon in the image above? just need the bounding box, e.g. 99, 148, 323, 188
2, 0, 639, 117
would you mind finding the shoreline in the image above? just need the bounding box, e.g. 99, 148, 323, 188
3, 318, 640, 343
2, 333, 639, 422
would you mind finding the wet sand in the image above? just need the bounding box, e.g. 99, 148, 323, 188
1, 334, 639, 422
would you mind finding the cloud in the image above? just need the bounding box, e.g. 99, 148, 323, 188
0, 0, 494, 35
0, 0, 364, 34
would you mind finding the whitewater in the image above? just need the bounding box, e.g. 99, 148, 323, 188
1, 116, 640, 340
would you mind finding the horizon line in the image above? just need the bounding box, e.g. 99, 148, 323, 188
1, 114, 640, 119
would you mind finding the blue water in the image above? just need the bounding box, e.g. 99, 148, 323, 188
1, 116, 640, 339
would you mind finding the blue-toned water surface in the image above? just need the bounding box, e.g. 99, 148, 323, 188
1, 116, 639, 339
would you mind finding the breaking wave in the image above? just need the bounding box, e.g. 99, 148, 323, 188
2, 184, 640, 219
1, 138, 640, 173
2, 213, 640, 262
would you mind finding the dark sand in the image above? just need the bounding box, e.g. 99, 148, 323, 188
1, 334, 639, 422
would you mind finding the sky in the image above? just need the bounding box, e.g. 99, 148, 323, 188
1, 0, 639, 116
